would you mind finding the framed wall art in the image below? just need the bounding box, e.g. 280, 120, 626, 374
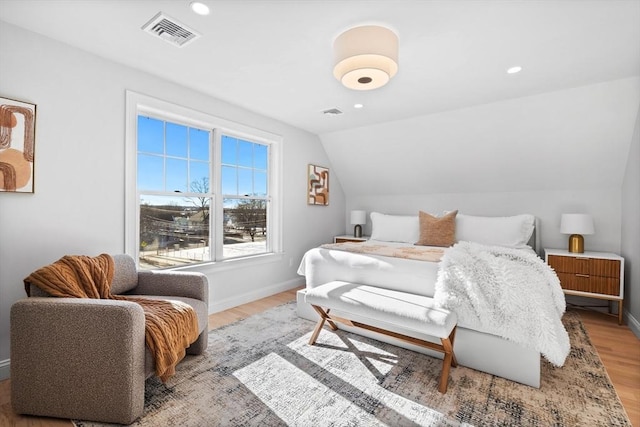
307, 164, 329, 206
0, 96, 36, 193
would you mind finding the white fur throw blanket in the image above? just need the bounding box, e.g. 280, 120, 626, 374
434, 241, 570, 367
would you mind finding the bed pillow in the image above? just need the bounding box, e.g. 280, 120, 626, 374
455, 213, 535, 248
370, 212, 419, 243
415, 210, 457, 247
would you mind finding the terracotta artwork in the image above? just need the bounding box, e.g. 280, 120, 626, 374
0, 97, 36, 193
307, 164, 329, 205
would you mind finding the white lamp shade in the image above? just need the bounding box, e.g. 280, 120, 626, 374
333, 25, 398, 91
350, 210, 367, 225
560, 214, 595, 235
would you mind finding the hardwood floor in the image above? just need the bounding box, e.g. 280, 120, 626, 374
1, 288, 638, 426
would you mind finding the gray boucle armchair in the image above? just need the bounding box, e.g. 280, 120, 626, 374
10, 254, 209, 424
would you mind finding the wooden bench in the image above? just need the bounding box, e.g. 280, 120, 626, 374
304, 281, 458, 393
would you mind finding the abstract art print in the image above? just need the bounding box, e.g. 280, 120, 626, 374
307, 164, 329, 205
0, 96, 36, 193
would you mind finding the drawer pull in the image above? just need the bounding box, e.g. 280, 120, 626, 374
575, 274, 590, 278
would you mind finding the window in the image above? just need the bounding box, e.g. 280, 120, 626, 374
221, 135, 269, 258
126, 92, 282, 270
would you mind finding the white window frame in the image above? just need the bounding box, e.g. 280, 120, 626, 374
125, 91, 283, 270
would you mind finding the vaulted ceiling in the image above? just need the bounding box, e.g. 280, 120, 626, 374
1, 0, 639, 195
0, 0, 638, 135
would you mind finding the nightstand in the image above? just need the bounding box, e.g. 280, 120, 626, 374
334, 235, 368, 243
545, 248, 624, 325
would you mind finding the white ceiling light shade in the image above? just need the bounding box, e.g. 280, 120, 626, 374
507, 66, 523, 74
333, 25, 398, 91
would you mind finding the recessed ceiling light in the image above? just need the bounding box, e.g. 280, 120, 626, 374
507, 66, 522, 74
190, 2, 210, 15
354, 103, 364, 109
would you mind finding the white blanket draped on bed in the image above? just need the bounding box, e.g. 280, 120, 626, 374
434, 241, 570, 366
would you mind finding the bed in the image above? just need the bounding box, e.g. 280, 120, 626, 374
296, 211, 569, 388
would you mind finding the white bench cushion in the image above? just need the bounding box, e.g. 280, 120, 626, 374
305, 281, 456, 339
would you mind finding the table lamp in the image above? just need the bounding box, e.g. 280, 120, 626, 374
560, 213, 594, 253
351, 210, 366, 238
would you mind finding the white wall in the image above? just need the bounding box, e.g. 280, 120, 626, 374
321, 77, 640, 196
621, 106, 640, 337
348, 189, 621, 253
0, 22, 346, 376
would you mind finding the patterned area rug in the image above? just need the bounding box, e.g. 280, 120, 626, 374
75, 303, 631, 426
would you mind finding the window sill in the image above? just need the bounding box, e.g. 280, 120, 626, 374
169, 252, 285, 274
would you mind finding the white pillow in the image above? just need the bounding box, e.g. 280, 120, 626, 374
370, 212, 419, 243
455, 214, 535, 248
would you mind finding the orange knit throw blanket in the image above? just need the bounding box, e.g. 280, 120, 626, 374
24, 254, 199, 382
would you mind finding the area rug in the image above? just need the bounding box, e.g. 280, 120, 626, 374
74, 303, 631, 426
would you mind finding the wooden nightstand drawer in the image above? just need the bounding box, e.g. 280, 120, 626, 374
548, 255, 588, 274
556, 272, 620, 296
547, 255, 620, 278
589, 258, 621, 278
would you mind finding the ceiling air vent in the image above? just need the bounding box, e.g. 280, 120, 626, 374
142, 12, 200, 47
323, 108, 343, 116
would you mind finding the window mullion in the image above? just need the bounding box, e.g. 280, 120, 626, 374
213, 129, 224, 262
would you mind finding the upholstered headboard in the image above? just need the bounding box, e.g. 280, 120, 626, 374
527, 217, 541, 255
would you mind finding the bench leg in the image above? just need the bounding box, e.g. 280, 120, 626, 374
309, 305, 338, 345
449, 327, 458, 368
439, 338, 454, 393
308, 303, 457, 394
309, 316, 325, 345
438, 327, 457, 393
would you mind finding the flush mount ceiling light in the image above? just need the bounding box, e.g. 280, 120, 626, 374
507, 65, 523, 74
333, 25, 398, 91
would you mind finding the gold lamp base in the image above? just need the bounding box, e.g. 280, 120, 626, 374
568, 234, 584, 253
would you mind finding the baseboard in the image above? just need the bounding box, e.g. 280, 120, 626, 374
625, 309, 640, 339
0, 358, 10, 381
209, 278, 304, 314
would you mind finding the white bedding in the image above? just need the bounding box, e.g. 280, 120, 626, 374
434, 241, 569, 366
297, 239, 537, 297
297, 240, 441, 296
297, 240, 567, 363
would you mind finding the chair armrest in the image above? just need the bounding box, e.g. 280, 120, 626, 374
10, 298, 146, 424
134, 270, 208, 303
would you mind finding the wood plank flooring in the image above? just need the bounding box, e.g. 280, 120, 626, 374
1, 287, 638, 427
